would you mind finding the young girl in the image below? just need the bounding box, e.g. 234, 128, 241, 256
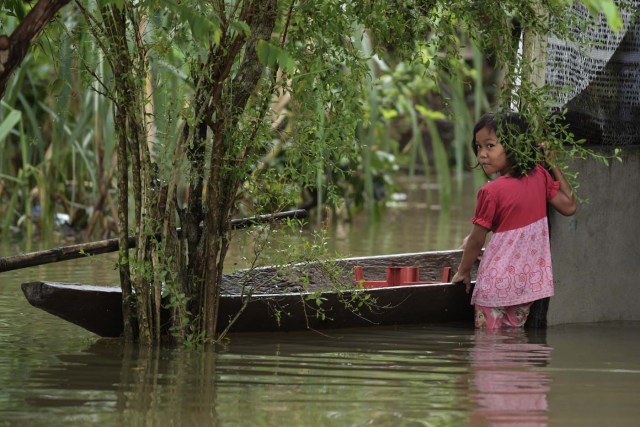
452, 112, 577, 329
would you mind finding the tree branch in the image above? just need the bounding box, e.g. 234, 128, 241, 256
0, 0, 72, 98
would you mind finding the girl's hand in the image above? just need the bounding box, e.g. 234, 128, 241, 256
452, 270, 472, 294
540, 142, 557, 166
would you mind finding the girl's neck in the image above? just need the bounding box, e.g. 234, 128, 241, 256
498, 164, 515, 177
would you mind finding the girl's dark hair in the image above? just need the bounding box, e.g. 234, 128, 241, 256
471, 111, 538, 177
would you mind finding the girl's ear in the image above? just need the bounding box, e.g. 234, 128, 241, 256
470, 135, 478, 156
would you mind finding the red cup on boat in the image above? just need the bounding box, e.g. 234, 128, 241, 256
400, 266, 419, 284
386, 266, 403, 286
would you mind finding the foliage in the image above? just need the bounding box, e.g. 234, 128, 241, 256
0, 0, 625, 237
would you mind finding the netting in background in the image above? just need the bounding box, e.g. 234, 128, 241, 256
546, 1, 640, 146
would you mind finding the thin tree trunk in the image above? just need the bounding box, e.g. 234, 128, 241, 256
115, 104, 134, 341
103, 4, 153, 342
202, 0, 279, 340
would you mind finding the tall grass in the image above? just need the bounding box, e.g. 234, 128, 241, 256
353, 26, 381, 216
355, 33, 490, 214
0, 7, 195, 240
0, 10, 119, 240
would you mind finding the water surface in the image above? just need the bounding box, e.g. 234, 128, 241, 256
1, 176, 639, 426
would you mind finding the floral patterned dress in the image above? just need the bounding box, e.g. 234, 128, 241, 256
471, 165, 560, 308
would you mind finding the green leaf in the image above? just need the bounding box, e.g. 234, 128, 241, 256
600, 0, 623, 32
230, 21, 251, 37
415, 105, 445, 120
255, 40, 295, 73
0, 110, 22, 142
97, 0, 125, 9
162, 1, 222, 44
50, 78, 66, 96
256, 39, 270, 66
581, 0, 622, 32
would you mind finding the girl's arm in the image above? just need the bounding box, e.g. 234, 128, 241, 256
452, 224, 488, 293
547, 160, 577, 216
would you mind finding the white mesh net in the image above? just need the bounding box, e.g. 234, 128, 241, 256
545, 1, 640, 145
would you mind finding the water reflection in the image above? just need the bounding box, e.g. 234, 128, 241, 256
8, 322, 640, 426
17, 327, 478, 425
21, 341, 222, 425
469, 329, 552, 427
3, 173, 640, 425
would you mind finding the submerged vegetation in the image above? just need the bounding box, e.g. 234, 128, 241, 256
0, 0, 623, 345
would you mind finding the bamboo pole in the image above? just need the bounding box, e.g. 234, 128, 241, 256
521, 5, 548, 88
0, 209, 307, 272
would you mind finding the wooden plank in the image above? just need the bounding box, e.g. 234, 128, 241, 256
0, 209, 307, 272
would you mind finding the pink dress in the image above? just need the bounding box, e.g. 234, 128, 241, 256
471, 165, 560, 307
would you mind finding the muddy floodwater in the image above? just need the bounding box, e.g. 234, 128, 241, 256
1, 176, 639, 426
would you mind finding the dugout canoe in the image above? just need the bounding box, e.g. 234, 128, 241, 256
21, 249, 479, 337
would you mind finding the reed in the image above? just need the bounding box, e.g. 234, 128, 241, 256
367, 32, 490, 209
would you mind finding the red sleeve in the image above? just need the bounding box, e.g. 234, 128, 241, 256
539, 165, 560, 201
472, 187, 495, 231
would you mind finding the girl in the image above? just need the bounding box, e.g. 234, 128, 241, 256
452, 112, 577, 329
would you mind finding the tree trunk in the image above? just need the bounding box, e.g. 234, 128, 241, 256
201, 0, 280, 341
101, 5, 154, 343
115, 103, 134, 341
106, 7, 138, 342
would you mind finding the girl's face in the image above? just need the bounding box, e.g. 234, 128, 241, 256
474, 127, 512, 176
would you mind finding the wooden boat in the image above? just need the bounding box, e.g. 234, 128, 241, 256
21, 249, 479, 337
